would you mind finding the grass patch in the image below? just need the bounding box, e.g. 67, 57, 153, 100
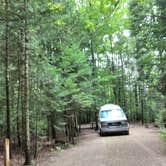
161, 128, 166, 141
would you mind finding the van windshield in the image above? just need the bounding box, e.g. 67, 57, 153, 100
100, 109, 125, 119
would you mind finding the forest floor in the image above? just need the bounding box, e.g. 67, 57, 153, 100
1, 125, 166, 166
39, 125, 166, 166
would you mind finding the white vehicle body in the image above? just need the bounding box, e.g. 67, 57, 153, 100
98, 104, 129, 136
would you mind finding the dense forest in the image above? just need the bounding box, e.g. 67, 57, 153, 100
0, 0, 165, 165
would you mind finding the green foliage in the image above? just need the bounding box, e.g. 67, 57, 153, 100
48, 2, 65, 11
60, 44, 94, 110
158, 73, 166, 95
128, 0, 166, 124
0, 0, 165, 152
155, 108, 166, 128
161, 128, 166, 141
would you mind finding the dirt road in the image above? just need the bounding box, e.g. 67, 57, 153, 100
39, 125, 166, 166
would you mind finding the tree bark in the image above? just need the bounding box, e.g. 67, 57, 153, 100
134, 82, 139, 121
22, 0, 31, 164
5, 0, 10, 142
16, 45, 21, 147
51, 111, 56, 139
47, 115, 51, 142
89, 34, 98, 130
139, 84, 144, 125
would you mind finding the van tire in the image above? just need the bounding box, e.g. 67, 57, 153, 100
126, 131, 129, 135
99, 130, 104, 136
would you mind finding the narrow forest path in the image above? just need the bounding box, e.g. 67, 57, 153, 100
39, 125, 166, 166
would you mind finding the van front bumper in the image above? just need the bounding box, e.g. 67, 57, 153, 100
100, 126, 129, 133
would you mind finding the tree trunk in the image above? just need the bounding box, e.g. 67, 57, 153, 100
16, 75, 21, 147
5, 0, 10, 142
119, 54, 127, 110
16, 46, 21, 147
51, 111, 56, 139
134, 82, 139, 121
47, 115, 51, 142
139, 84, 144, 125
4, 0, 12, 160
89, 34, 98, 130
33, 108, 38, 159
22, 0, 31, 164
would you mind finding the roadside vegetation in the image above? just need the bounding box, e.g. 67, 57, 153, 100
0, 0, 165, 165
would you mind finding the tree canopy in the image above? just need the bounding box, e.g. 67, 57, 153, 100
0, 0, 165, 164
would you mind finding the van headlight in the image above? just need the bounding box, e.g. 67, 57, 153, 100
121, 121, 128, 126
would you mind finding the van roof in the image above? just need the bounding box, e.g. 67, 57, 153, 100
100, 104, 121, 110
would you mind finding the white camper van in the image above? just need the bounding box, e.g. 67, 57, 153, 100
98, 104, 129, 136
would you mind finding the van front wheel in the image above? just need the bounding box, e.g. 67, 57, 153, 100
99, 130, 104, 136
125, 131, 129, 135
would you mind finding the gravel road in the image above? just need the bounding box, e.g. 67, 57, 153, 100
39, 125, 166, 166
